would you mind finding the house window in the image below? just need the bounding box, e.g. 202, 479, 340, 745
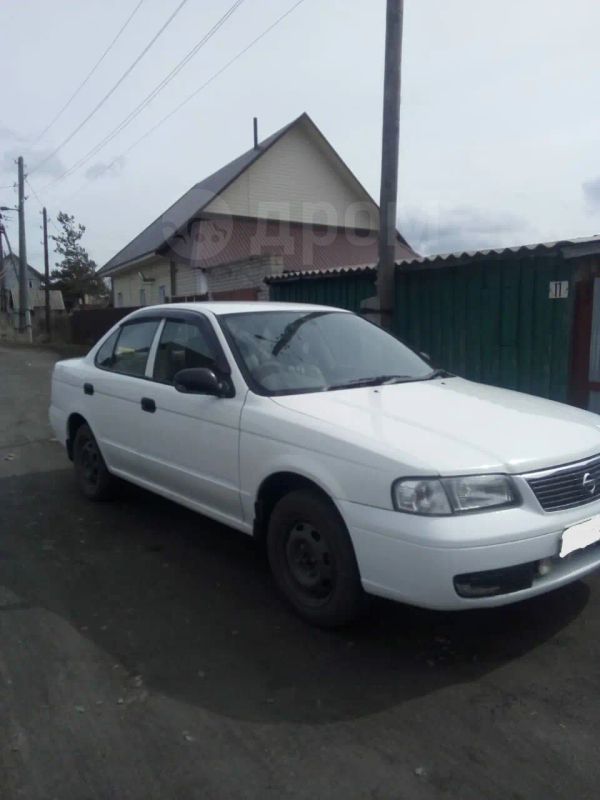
116, 292, 123, 307
158, 285, 166, 303
28, 280, 33, 288
195, 270, 208, 295
140, 288, 146, 307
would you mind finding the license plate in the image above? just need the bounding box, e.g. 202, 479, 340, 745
560, 516, 600, 558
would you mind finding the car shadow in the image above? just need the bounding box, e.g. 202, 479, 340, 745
0, 469, 591, 724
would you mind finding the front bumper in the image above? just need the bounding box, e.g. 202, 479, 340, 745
339, 490, 600, 610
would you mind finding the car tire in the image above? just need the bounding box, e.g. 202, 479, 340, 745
73, 423, 116, 501
267, 489, 366, 627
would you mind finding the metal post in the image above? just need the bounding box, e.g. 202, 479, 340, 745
43, 207, 51, 336
17, 156, 31, 338
377, 0, 404, 329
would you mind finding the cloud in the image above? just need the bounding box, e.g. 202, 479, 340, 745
400, 205, 530, 256
85, 157, 125, 181
0, 126, 25, 142
583, 177, 600, 212
1, 144, 67, 179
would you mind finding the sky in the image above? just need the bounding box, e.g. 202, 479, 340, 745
1, 0, 599, 271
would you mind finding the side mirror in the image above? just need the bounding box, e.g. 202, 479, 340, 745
174, 367, 226, 396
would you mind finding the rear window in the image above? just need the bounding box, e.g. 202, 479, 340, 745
95, 330, 119, 369
111, 321, 159, 377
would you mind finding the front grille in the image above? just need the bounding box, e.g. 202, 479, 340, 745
526, 454, 600, 512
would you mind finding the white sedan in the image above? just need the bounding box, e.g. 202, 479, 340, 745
50, 302, 600, 626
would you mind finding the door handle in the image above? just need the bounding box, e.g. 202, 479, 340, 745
141, 397, 156, 413
84, 382, 94, 395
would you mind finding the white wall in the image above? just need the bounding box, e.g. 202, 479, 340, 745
204, 122, 379, 230
111, 258, 171, 307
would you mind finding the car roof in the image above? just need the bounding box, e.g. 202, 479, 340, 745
135, 301, 349, 316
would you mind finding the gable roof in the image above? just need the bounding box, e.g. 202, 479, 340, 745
99, 116, 302, 276
1, 253, 43, 280
99, 113, 414, 276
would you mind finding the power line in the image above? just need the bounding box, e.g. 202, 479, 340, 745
59, 0, 307, 188
47, 0, 246, 187
30, 0, 190, 175
25, 177, 61, 235
34, 0, 146, 144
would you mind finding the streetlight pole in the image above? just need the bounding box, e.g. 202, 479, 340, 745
377, 0, 404, 329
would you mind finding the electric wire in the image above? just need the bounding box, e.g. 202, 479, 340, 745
54, 0, 307, 190
30, 0, 190, 175
48, 0, 247, 187
33, 0, 146, 143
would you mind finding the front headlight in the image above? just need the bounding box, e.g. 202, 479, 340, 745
392, 475, 517, 515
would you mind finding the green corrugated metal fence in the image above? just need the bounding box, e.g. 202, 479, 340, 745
394, 254, 576, 402
269, 271, 376, 314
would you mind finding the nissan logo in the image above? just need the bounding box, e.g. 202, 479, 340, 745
582, 472, 597, 496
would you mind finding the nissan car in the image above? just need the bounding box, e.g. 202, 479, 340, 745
49, 302, 600, 626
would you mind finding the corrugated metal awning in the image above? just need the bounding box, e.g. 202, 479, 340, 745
266, 264, 377, 284
398, 234, 600, 270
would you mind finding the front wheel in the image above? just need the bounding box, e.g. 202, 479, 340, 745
73, 423, 116, 501
267, 489, 366, 627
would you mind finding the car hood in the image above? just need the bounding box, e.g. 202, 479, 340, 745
272, 377, 600, 475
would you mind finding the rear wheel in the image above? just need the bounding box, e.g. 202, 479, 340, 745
73, 423, 116, 501
267, 489, 366, 627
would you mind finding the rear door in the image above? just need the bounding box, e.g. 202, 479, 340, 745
90, 318, 162, 478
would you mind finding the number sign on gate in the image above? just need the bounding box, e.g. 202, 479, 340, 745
549, 281, 569, 299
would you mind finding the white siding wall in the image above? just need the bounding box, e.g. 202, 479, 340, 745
204, 124, 378, 230
111, 259, 171, 307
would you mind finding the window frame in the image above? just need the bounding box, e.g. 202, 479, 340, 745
94, 319, 161, 379
151, 315, 224, 387
94, 310, 234, 392
217, 309, 432, 397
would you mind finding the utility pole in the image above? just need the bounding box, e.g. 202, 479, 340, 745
376, 0, 404, 329
42, 207, 51, 337
17, 156, 31, 339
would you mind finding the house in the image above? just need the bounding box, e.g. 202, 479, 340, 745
98, 113, 415, 306
0, 254, 43, 307
0, 254, 65, 321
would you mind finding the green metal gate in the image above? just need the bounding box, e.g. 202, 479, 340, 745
394, 253, 576, 402
268, 268, 377, 314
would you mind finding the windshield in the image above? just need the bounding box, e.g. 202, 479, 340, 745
219, 310, 433, 395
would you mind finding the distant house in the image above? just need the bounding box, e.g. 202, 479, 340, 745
98, 113, 415, 306
0, 254, 65, 321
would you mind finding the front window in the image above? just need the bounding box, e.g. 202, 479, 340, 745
153, 319, 218, 384
220, 310, 433, 395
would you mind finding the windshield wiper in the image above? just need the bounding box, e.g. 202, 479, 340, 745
325, 375, 415, 391
422, 368, 453, 380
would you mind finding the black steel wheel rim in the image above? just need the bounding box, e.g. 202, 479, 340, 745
284, 521, 335, 604
80, 438, 100, 488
